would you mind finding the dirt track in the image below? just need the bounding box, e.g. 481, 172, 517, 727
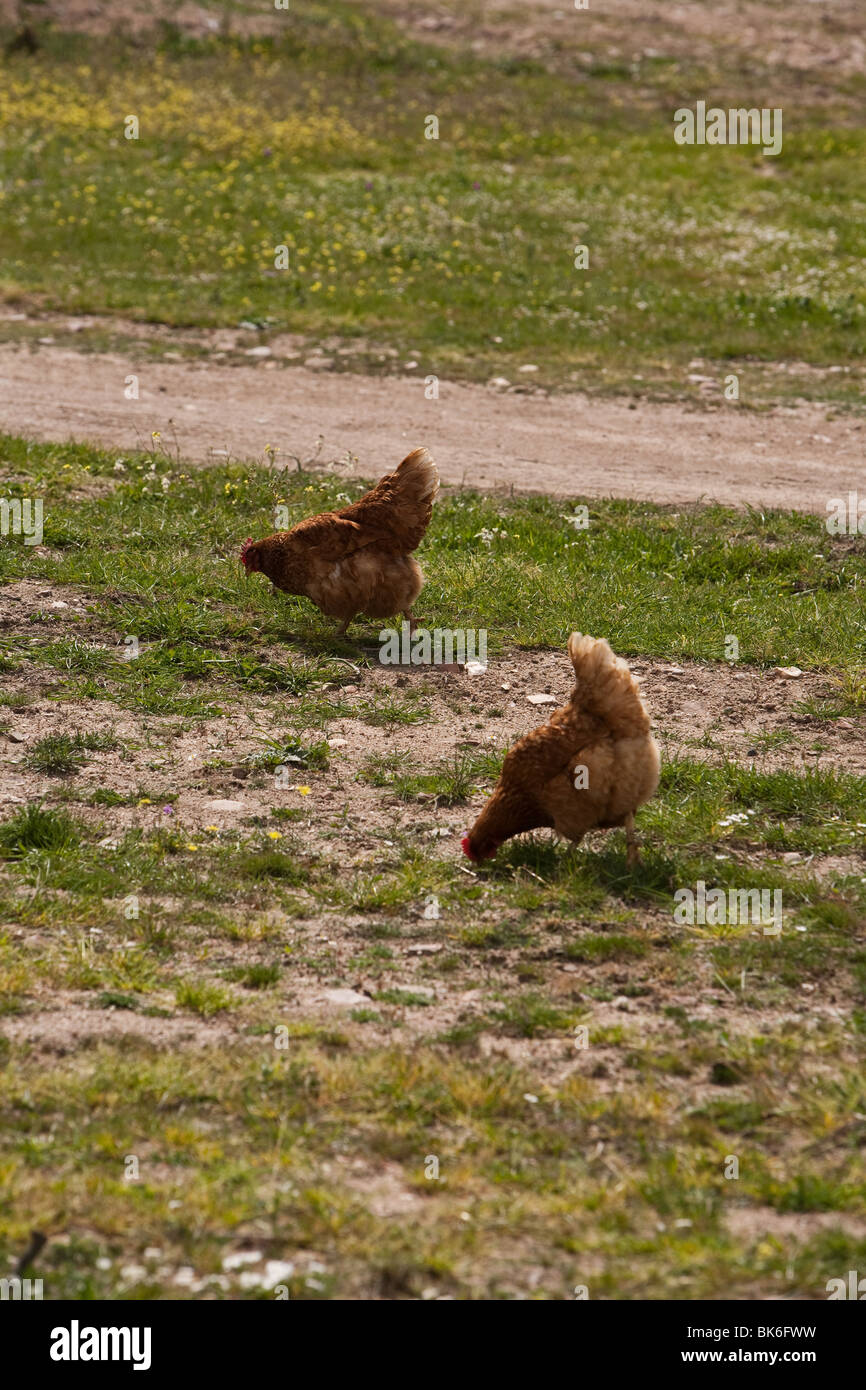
1, 342, 863, 509
3, 0, 864, 83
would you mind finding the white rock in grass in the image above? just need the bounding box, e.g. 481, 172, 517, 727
223, 1250, 263, 1271
773, 666, 803, 679
527, 693, 557, 705
205, 799, 246, 812
319, 988, 369, 1007
244, 345, 272, 358
263, 1260, 295, 1288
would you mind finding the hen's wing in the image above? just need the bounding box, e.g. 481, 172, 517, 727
498, 720, 580, 790
282, 449, 438, 564
284, 512, 369, 563
334, 447, 439, 553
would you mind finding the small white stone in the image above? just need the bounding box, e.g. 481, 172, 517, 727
223, 1250, 263, 1270
319, 988, 369, 1007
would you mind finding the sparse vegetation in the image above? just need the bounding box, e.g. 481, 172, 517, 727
0, 1, 864, 1305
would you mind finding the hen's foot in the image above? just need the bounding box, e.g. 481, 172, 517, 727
402, 610, 417, 637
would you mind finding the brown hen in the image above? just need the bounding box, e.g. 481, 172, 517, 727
462, 634, 660, 865
240, 447, 438, 634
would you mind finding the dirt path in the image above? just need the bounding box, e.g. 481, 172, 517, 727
4, 0, 864, 83
1, 341, 863, 509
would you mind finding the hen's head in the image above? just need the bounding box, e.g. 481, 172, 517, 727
461, 832, 500, 863
239, 537, 262, 574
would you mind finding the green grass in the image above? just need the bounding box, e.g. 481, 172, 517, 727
0, 5, 864, 401
1, 1035, 862, 1299
358, 750, 495, 804
1, 436, 864, 674
0, 720, 863, 1300
25, 730, 120, 775
174, 979, 234, 1016
0, 803, 80, 858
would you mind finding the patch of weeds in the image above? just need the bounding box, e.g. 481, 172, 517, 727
358, 750, 487, 805
246, 736, 330, 772
0, 803, 80, 857
491, 991, 577, 1038
225, 963, 281, 989
800, 671, 866, 720
25, 731, 120, 775
438, 1016, 485, 1049
96, 992, 140, 1011
563, 933, 650, 963
238, 851, 308, 884
174, 980, 234, 1016
459, 922, 529, 949
355, 693, 431, 727
374, 988, 432, 1007
760, 1173, 855, 1213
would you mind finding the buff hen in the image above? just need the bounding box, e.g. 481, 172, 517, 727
462, 634, 660, 865
240, 447, 438, 634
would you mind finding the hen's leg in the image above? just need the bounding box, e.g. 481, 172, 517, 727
625, 811, 639, 868
335, 618, 351, 638
402, 609, 417, 637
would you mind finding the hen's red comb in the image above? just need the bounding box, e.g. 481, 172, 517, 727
461, 834, 475, 860
239, 536, 254, 564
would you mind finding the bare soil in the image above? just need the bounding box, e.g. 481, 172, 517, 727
4, 0, 865, 84
3, 578, 862, 850
3, 577, 865, 1262
2, 338, 863, 511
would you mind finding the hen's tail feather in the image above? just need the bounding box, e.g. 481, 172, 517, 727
335, 446, 439, 553
393, 447, 439, 506
566, 633, 651, 739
